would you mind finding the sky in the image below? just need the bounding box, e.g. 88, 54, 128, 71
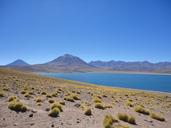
0, 0, 171, 65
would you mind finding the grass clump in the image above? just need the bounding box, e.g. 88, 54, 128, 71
28, 91, 34, 95
84, 107, 92, 116
150, 112, 165, 122
117, 113, 136, 124
126, 100, 133, 107
59, 101, 65, 105
64, 95, 74, 102
8, 96, 17, 102
135, 105, 149, 115
35, 97, 42, 103
48, 102, 63, 117
8, 101, 27, 112
105, 104, 113, 109
0, 91, 4, 97
95, 103, 105, 110
24, 93, 30, 98
103, 115, 118, 128
51, 102, 63, 112
21, 90, 26, 94
41, 92, 47, 95
48, 99, 55, 104
52, 92, 58, 97
93, 96, 102, 103
72, 94, 80, 100
46, 94, 52, 98
48, 107, 60, 117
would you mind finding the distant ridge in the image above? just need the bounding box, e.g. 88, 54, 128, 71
7, 59, 30, 67
3, 54, 171, 73
89, 60, 171, 73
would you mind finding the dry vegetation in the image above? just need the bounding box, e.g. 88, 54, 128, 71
0, 68, 171, 128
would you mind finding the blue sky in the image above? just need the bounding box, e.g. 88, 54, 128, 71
0, 0, 171, 65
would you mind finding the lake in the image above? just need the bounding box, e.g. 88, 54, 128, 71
41, 72, 171, 93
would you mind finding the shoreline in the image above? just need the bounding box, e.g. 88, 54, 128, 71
38, 73, 171, 96
36, 70, 171, 76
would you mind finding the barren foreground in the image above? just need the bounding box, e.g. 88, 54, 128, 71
0, 68, 171, 128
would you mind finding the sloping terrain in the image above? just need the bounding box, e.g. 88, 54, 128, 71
0, 68, 171, 128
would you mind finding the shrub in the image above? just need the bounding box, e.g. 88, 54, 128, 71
64, 95, 74, 102
48, 99, 54, 104
35, 97, 42, 103
150, 113, 165, 122
117, 113, 136, 124
105, 104, 113, 109
93, 97, 102, 103
8, 96, 17, 102
126, 100, 133, 107
135, 105, 149, 115
127, 115, 136, 124
72, 94, 80, 100
48, 107, 60, 117
52, 92, 58, 97
117, 113, 128, 122
37, 103, 41, 106
41, 92, 47, 95
51, 103, 63, 112
21, 90, 26, 94
84, 107, 92, 116
103, 115, 118, 128
8, 101, 27, 112
3, 87, 9, 91
28, 92, 34, 95
24, 93, 30, 98
46, 94, 52, 98
59, 101, 65, 105
0, 92, 4, 97
95, 103, 105, 110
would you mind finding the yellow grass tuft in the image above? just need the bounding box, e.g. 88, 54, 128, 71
135, 105, 149, 115
0, 91, 4, 97
150, 112, 165, 122
103, 115, 118, 128
51, 102, 63, 112
95, 103, 105, 110
117, 113, 136, 124
8, 101, 27, 112
8, 96, 17, 102
48, 107, 60, 117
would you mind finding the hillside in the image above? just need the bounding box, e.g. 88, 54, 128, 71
0, 68, 171, 128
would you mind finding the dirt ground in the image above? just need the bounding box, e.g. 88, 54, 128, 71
0, 68, 171, 128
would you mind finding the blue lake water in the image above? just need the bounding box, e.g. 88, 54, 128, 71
41, 72, 171, 93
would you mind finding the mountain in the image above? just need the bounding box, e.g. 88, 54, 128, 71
4, 55, 171, 73
89, 60, 171, 73
30, 54, 99, 72
7, 59, 30, 67
45, 54, 92, 67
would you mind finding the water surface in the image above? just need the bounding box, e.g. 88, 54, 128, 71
41, 72, 171, 93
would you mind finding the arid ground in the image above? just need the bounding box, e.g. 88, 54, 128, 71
0, 68, 171, 128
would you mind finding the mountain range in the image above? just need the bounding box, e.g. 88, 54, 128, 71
3, 54, 171, 73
